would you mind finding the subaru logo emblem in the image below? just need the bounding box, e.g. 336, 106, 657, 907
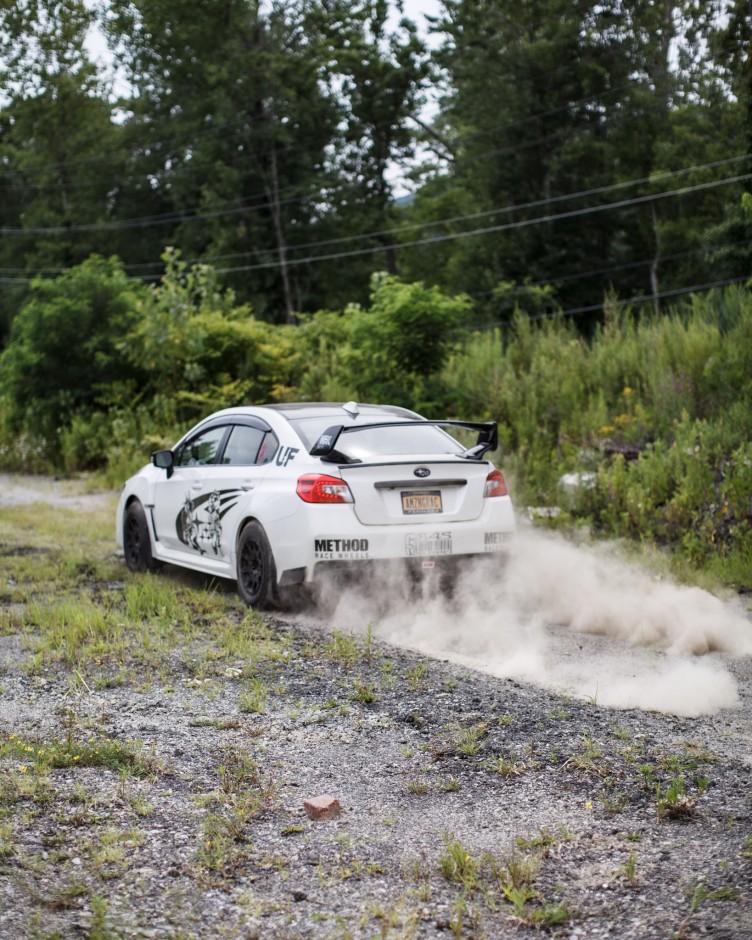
414, 467, 431, 478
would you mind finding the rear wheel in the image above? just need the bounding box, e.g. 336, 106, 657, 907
123, 501, 156, 572
237, 521, 279, 608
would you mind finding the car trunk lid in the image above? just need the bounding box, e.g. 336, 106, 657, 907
338, 457, 489, 526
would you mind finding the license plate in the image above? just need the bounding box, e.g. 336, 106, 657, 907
401, 490, 442, 514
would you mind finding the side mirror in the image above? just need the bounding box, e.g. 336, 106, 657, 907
151, 450, 175, 478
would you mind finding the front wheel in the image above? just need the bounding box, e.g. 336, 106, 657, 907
123, 501, 156, 572
237, 521, 279, 608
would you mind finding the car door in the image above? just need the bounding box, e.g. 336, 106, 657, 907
206, 422, 279, 564
152, 424, 229, 556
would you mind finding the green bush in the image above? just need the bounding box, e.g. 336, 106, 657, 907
439, 285, 752, 579
0, 256, 146, 457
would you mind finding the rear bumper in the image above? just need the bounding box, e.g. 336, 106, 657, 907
271, 496, 515, 585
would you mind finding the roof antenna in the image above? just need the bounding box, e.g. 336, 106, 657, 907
342, 401, 360, 417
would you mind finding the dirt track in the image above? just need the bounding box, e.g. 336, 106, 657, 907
1, 474, 751, 938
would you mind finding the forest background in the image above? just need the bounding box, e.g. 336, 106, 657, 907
0, 0, 751, 588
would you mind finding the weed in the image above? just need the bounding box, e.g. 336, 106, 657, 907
493, 849, 540, 891
128, 793, 155, 818
613, 850, 638, 887
0, 820, 14, 858
1, 733, 162, 777
325, 630, 360, 667
406, 662, 428, 690
239, 678, 269, 714
196, 810, 251, 875
351, 678, 377, 704
189, 716, 241, 730
508, 897, 574, 929
676, 881, 742, 937
515, 826, 573, 859
438, 833, 479, 890
656, 777, 697, 820
439, 722, 487, 757
406, 779, 429, 795
564, 734, 608, 778
638, 763, 656, 790
483, 756, 526, 777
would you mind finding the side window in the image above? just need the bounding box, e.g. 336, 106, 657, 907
256, 431, 279, 465
175, 426, 227, 468
221, 425, 266, 466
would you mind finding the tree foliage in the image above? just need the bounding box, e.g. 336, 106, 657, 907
0, 256, 145, 440
0, 0, 749, 337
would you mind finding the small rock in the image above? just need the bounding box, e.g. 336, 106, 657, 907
303, 794, 341, 820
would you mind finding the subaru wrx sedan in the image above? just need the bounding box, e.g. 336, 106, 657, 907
116, 402, 515, 607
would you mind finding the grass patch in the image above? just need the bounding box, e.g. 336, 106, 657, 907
1, 732, 163, 777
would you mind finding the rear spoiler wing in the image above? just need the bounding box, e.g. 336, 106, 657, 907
310, 420, 498, 462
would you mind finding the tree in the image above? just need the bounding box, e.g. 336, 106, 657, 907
314, 1, 429, 278
400, 0, 744, 326
124, 249, 299, 418
297, 272, 471, 408
0, 0, 125, 338
0, 256, 145, 444
106, 0, 343, 322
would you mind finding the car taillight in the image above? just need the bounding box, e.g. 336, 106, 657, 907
296, 474, 354, 504
484, 469, 508, 497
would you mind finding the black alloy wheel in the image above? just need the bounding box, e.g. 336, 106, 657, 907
237, 521, 278, 608
123, 501, 155, 572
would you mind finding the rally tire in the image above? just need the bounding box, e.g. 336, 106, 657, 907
123, 501, 156, 573
237, 521, 279, 609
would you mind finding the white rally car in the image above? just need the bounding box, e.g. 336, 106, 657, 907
116, 401, 515, 607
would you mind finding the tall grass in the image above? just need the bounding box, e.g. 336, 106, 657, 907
442, 286, 752, 583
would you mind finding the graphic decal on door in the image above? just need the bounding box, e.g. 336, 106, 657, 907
176, 489, 241, 555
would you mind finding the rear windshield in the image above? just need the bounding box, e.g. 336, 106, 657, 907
288, 418, 465, 459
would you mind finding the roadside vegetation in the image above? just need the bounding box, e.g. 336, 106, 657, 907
1, 256, 751, 589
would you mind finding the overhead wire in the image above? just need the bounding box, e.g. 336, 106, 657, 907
1, 153, 747, 268
205, 170, 752, 274
0, 167, 747, 282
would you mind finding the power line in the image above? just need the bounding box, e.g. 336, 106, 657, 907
1, 168, 747, 283
1, 153, 747, 269
207, 171, 752, 274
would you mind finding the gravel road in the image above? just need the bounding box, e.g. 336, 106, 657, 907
1, 474, 751, 939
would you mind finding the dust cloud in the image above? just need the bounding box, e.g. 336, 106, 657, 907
326, 529, 752, 717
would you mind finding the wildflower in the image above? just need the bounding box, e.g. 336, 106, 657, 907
585, 801, 593, 810
73, 756, 81, 762
18, 765, 28, 774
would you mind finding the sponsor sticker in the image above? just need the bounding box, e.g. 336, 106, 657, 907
276, 446, 300, 467
314, 538, 370, 560
483, 531, 508, 551
405, 531, 452, 557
